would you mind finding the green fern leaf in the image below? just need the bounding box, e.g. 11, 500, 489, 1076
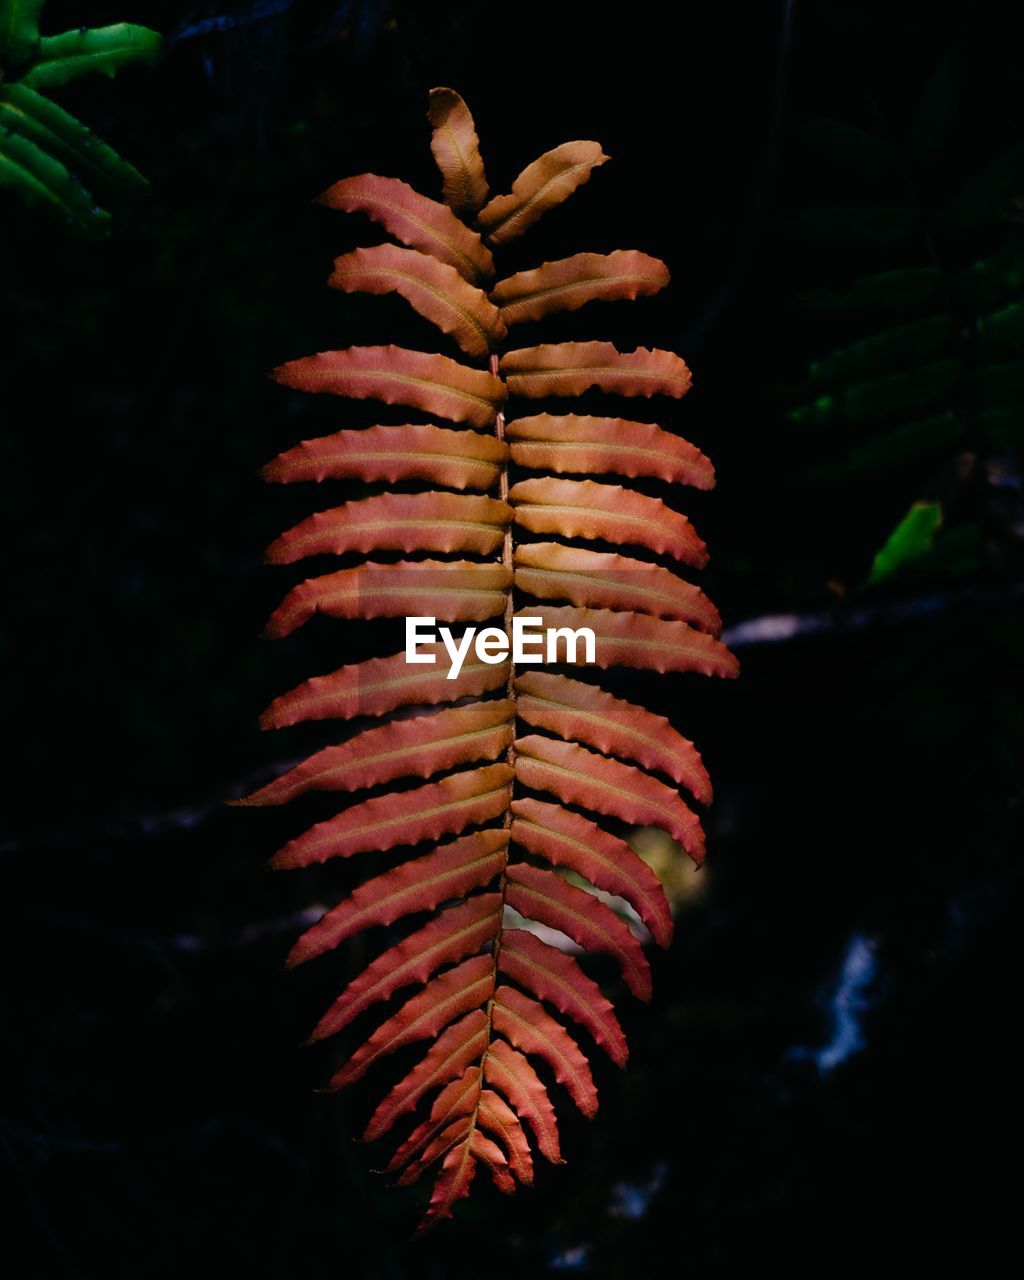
0, 3, 160, 236
20, 22, 161, 90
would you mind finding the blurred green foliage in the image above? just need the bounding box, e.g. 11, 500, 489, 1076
0, 0, 161, 237
779, 56, 1024, 589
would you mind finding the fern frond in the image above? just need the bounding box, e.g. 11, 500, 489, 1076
247, 88, 739, 1232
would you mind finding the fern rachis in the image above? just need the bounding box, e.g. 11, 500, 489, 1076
241, 87, 739, 1231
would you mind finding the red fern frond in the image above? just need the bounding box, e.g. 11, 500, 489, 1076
246, 88, 739, 1232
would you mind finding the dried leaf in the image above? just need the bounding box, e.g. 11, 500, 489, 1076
499, 927, 629, 1063
287, 830, 508, 967
272, 345, 506, 428
428, 88, 489, 217
514, 733, 705, 864
239, 702, 514, 806
492, 250, 668, 325
264, 560, 511, 638
521, 604, 740, 680
507, 861, 653, 998
261, 424, 507, 490
265, 492, 511, 563
477, 141, 609, 246
269, 765, 513, 868
514, 671, 713, 803
317, 173, 494, 282
258, 643, 510, 729
329, 245, 506, 357
514, 541, 721, 629
501, 341, 692, 400
511, 796, 674, 945
506, 412, 714, 489
510, 476, 707, 565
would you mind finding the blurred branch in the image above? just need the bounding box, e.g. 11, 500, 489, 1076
723, 578, 1024, 648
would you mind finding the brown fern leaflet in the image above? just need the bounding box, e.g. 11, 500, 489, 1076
240, 88, 739, 1231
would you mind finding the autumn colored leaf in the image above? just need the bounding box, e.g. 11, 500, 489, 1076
311, 898, 502, 1042
522, 604, 740, 679
514, 733, 706, 865
328, 245, 506, 357
510, 795, 674, 945
317, 173, 494, 282
265, 491, 511, 563
238, 702, 515, 807
483, 1038, 563, 1164
506, 861, 653, 999
514, 540, 722, 629
386, 1067, 482, 1174
491, 985, 598, 1116
272, 345, 506, 428
427, 88, 488, 217
499, 928, 630, 1064
248, 86, 738, 1231
327, 954, 497, 1086
500, 341, 692, 399
492, 250, 668, 325
514, 670, 713, 803
261, 424, 507, 490
287, 830, 508, 968
506, 413, 714, 489
269, 765, 513, 868
264, 560, 511, 638
510, 476, 708, 565
477, 1091, 533, 1184
364, 1011, 489, 1142
476, 141, 609, 246
258, 643, 510, 729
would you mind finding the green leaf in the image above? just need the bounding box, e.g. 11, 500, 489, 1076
799, 267, 942, 316
788, 360, 960, 428
0, 0, 44, 68
807, 315, 953, 387
19, 23, 162, 90
0, 128, 110, 237
0, 83, 148, 194
866, 501, 942, 586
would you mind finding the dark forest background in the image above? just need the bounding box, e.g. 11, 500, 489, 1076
3, 0, 1022, 1274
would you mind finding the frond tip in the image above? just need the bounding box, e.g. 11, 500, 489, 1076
246, 86, 739, 1232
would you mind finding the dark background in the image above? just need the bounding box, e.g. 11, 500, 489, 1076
3, 0, 1022, 1274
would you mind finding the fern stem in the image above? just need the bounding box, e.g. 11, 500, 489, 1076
468, 354, 517, 1118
